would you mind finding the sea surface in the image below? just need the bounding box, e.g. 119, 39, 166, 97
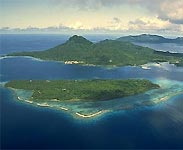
134, 42, 183, 53
0, 34, 183, 149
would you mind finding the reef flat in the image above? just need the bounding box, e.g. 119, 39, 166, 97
4, 79, 183, 118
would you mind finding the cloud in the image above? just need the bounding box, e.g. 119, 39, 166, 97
50, 0, 163, 10
106, 16, 182, 33
51, 0, 183, 25
107, 17, 123, 30
128, 17, 183, 33
129, 17, 170, 30
113, 17, 121, 24
158, 0, 183, 24
129, 19, 146, 26
69, 21, 85, 29
1, 23, 182, 36
0, 25, 75, 33
50, 0, 161, 10
1, 16, 183, 35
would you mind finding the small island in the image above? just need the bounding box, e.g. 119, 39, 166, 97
8, 35, 183, 67
5, 79, 159, 102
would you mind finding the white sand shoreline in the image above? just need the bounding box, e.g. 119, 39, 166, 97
75, 110, 105, 118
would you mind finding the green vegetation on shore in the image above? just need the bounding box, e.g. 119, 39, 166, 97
8, 35, 183, 66
5, 79, 159, 101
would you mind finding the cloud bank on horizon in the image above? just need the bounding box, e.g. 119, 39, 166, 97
1, 0, 183, 36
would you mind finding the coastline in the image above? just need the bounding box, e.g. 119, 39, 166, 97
2, 55, 183, 69
3, 83, 183, 119
153, 91, 183, 104
3, 55, 182, 68
75, 110, 107, 118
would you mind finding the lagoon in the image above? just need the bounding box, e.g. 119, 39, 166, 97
1, 34, 183, 149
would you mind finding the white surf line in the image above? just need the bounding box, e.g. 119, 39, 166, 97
25, 56, 44, 62
17, 96, 22, 100
141, 65, 151, 70
0, 56, 15, 60
154, 91, 183, 104
60, 107, 68, 111
154, 96, 169, 103
36, 103, 50, 107
0, 55, 44, 62
0, 81, 8, 86
51, 99, 60, 102
24, 100, 33, 104
75, 110, 104, 118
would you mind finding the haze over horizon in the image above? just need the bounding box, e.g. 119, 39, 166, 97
1, 0, 183, 36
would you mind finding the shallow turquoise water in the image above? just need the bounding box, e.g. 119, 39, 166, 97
1, 34, 183, 149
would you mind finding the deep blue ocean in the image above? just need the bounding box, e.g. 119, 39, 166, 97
0, 34, 183, 149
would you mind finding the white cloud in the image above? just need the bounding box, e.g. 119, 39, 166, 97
129, 17, 170, 30
51, 0, 183, 25
113, 17, 121, 24
158, 0, 183, 24
128, 16, 183, 34
69, 21, 84, 29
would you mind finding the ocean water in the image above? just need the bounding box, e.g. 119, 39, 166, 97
0, 34, 117, 55
0, 34, 183, 149
134, 42, 183, 53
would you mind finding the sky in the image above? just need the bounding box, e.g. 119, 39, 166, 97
0, 0, 183, 36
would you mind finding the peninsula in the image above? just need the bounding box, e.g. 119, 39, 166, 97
8, 35, 183, 66
5, 79, 159, 101
117, 34, 183, 44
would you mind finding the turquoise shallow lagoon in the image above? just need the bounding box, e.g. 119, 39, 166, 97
6, 78, 183, 119
1, 34, 183, 149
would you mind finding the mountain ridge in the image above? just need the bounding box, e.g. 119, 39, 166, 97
8, 35, 183, 66
117, 34, 183, 44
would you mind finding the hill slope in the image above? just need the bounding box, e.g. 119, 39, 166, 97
117, 34, 183, 44
9, 35, 183, 66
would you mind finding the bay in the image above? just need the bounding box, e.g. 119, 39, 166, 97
0, 34, 183, 149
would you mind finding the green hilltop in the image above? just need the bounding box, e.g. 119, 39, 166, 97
117, 34, 183, 44
9, 35, 183, 66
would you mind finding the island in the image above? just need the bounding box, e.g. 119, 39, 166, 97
5, 79, 159, 101
117, 34, 183, 44
8, 35, 183, 67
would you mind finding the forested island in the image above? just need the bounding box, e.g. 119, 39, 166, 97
117, 34, 183, 44
8, 35, 183, 67
5, 79, 159, 102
